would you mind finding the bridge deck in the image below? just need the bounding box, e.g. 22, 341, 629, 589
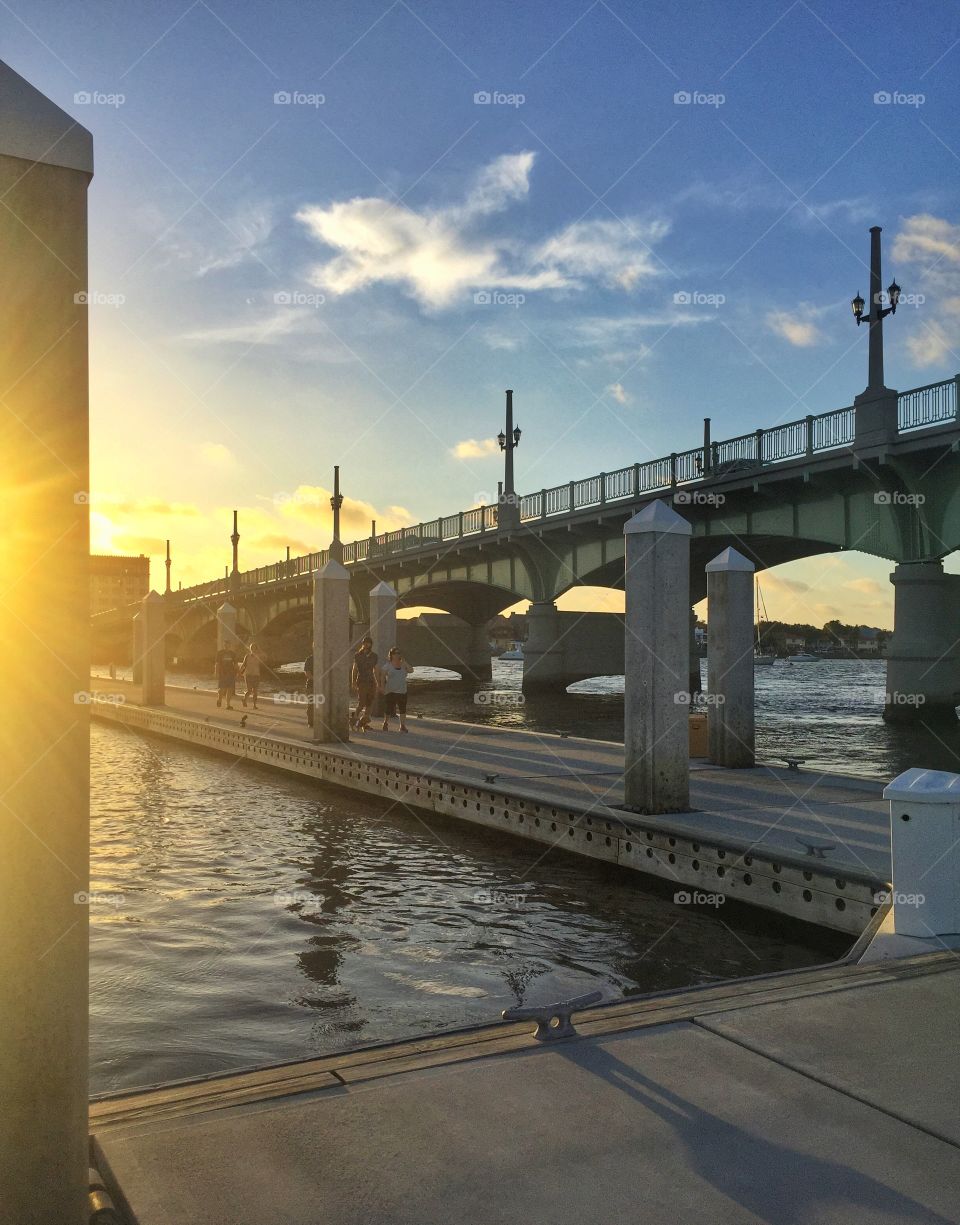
89, 679, 890, 933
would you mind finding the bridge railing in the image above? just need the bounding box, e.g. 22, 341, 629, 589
171, 375, 958, 602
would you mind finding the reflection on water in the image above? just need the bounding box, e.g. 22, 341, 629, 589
90, 723, 842, 1095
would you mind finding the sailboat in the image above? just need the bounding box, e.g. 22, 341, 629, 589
754, 582, 775, 666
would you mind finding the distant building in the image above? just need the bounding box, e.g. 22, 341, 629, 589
784, 634, 806, 652
90, 554, 149, 615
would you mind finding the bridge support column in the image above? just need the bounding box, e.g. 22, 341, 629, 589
216, 601, 240, 654
624, 501, 692, 813
313, 561, 351, 743
885, 562, 960, 723
368, 582, 397, 663
689, 607, 702, 697
706, 548, 755, 767
131, 609, 144, 684
522, 602, 567, 692
463, 624, 493, 684
141, 591, 166, 706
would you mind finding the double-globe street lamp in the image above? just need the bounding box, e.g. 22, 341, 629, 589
850, 225, 904, 444
497, 388, 521, 527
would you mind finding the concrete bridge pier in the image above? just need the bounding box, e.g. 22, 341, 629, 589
706, 548, 755, 767
461, 623, 493, 684
885, 561, 960, 723
131, 608, 144, 685
216, 601, 240, 654
141, 591, 166, 707
522, 601, 569, 692
368, 582, 397, 662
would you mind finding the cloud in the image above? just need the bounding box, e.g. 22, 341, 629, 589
844, 577, 883, 596
452, 437, 499, 459
607, 382, 629, 405
893, 214, 960, 367
767, 310, 821, 347
200, 442, 239, 468
296, 153, 668, 309
893, 214, 960, 267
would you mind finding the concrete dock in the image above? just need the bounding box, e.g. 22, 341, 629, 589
89, 679, 889, 934
90, 949, 960, 1224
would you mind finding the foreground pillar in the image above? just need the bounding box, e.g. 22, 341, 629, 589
706, 547, 755, 767
0, 64, 93, 1225
624, 500, 691, 812
131, 608, 144, 684
216, 600, 239, 655
885, 562, 960, 722
883, 768, 960, 936
522, 601, 565, 691
313, 561, 351, 742
141, 590, 166, 706
368, 581, 397, 664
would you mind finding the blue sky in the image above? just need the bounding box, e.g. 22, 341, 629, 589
6, 0, 960, 621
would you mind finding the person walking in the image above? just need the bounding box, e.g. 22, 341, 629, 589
303, 646, 315, 727
378, 647, 412, 733
350, 635, 379, 731
214, 644, 238, 710
240, 640, 265, 709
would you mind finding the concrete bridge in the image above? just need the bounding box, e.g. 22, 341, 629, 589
93, 375, 960, 709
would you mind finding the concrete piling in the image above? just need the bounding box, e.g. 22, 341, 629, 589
623, 500, 692, 813
312, 561, 351, 743
706, 547, 755, 768
368, 581, 397, 665
140, 591, 166, 706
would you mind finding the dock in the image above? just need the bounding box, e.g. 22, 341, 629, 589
90, 948, 960, 1224
89, 679, 891, 935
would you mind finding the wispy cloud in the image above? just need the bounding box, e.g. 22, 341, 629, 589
452, 437, 499, 459
607, 381, 629, 404
766, 310, 822, 347
893, 213, 960, 366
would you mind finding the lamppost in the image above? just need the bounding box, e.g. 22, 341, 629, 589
497, 388, 521, 528
164, 538, 172, 595
329, 464, 344, 562
230, 509, 239, 591
851, 225, 903, 445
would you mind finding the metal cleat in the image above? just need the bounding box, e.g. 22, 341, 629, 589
502, 990, 603, 1041
782, 757, 806, 772
796, 836, 835, 859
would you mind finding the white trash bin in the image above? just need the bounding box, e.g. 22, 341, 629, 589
883, 767, 960, 937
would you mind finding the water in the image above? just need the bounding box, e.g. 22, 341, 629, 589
92, 657, 953, 1095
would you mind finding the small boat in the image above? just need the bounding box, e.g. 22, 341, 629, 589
754, 582, 775, 666
787, 653, 819, 663
499, 644, 524, 661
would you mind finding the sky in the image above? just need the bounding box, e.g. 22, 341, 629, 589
6, 0, 960, 626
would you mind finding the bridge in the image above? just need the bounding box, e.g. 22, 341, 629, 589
93, 374, 960, 709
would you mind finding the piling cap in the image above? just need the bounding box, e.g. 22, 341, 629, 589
705, 547, 755, 573
0, 60, 93, 174
883, 767, 960, 803
369, 581, 396, 597
315, 558, 349, 581
624, 499, 692, 537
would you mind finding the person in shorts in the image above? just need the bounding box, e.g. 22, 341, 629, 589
350, 636, 379, 731
214, 646, 237, 710
240, 641, 265, 709
378, 647, 412, 732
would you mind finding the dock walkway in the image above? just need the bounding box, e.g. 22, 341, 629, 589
90, 679, 890, 933
91, 950, 960, 1224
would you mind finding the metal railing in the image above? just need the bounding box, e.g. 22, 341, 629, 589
173, 375, 958, 603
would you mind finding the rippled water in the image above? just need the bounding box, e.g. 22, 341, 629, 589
90, 721, 842, 1095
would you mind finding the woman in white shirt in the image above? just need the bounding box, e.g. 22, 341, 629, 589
377, 647, 413, 733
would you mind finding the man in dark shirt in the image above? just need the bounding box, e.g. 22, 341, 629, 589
350, 635, 378, 731
303, 647, 315, 727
